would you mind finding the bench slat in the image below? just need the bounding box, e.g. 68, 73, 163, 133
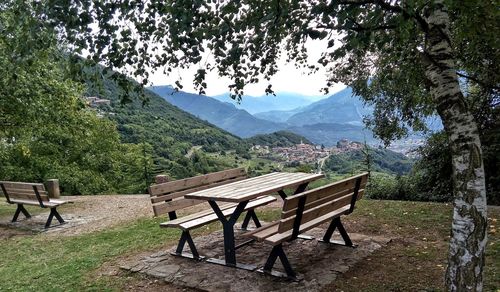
9, 199, 66, 208
150, 176, 247, 204
152, 199, 204, 216
283, 173, 368, 212
243, 221, 280, 240
158, 202, 238, 224
149, 168, 246, 196
265, 206, 351, 245
0, 181, 45, 190
278, 190, 364, 233
160, 195, 276, 230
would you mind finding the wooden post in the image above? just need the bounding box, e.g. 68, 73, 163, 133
45, 179, 60, 199
155, 175, 170, 184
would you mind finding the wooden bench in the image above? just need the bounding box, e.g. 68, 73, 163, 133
0, 181, 67, 228
245, 172, 369, 279
149, 168, 277, 260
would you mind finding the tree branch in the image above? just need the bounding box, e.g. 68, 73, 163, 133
456, 72, 500, 91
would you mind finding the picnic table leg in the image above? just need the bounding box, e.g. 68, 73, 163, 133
12, 204, 31, 222
207, 200, 256, 271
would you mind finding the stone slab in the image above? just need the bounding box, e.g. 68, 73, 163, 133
122, 224, 391, 292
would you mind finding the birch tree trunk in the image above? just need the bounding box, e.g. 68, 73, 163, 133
423, 2, 488, 291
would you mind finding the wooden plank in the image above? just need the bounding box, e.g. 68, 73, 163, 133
163, 202, 238, 224
266, 206, 351, 245
180, 172, 285, 199
150, 176, 247, 203
149, 168, 246, 196
197, 173, 305, 200
282, 186, 366, 218
283, 172, 368, 212
3, 193, 49, 202
161, 195, 276, 230
278, 190, 364, 233
9, 199, 65, 207
244, 222, 280, 240
184, 173, 324, 203
220, 173, 319, 199
0, 181, 45, 191
152, 198, 204, 216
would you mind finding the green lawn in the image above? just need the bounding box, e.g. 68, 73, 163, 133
0, 200, 498, 291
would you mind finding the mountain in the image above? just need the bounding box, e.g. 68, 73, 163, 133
287, 123, 375, 146
213, 92, 322, 114
149, 85, 285, 138
245, 131, 312, 147
285, 87, 372, 126
86, 78, 248, 179
254, 108, 304, 123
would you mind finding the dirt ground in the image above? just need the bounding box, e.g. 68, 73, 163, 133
0, 195, 153, 237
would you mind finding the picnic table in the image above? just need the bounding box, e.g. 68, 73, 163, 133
184, 171, 324, 270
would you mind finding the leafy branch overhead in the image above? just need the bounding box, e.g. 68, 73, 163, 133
38, 0, 498, 144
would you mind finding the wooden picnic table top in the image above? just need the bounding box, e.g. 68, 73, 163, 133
184, 172, 324, 203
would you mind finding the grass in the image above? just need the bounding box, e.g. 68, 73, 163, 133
0, 200, 498, 291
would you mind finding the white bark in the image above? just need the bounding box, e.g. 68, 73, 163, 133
423, 2, 487, 291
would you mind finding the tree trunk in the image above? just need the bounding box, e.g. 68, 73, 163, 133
422, 2, 488, 291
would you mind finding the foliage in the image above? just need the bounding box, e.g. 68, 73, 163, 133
245, 131, 312, 148
0, 3, 149, 194
41, 1, 498, 143
85, 73, 249, 180
325, 146, 413, 175
411, 129, 500, 205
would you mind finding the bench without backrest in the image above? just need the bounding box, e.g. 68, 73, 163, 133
148, 168, 276, 259
0, 181, 67, 228
246, 172, 369, 279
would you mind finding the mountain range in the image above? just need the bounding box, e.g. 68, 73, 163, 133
213, 92, 322, 114
150, 85, 379, 146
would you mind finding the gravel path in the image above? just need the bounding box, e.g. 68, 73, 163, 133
0, 195, 154, 237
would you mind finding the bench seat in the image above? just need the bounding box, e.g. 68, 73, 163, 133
8, 199, 67, 208
246, 205, 350, 244
161, 195, 276, 230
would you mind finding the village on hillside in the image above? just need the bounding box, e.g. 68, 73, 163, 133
251, 139, 364, 164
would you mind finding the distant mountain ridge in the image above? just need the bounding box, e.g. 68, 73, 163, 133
213, 92, 322, 114
149, 85, 379, 146
149, 86, 285, 138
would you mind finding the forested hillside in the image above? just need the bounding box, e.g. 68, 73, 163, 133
245, 131, 312, 147
86, 77, 249, 180
325, 147, 413, 175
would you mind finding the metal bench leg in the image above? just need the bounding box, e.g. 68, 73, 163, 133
258, 244, 298, 280
241, 209, 262, 230
12, 204, 31, 222
171, 230, 204, 260
319, 217, 356, 248
44, 208, 65, 229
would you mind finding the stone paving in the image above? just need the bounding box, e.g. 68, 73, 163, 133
121, 224, 391, 292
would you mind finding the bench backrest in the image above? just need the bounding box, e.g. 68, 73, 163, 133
278, 172, 369, 239
148, 168, 247, 218
0, 181, 49, 207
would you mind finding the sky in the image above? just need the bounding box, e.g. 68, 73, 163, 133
149, 40, 346, 98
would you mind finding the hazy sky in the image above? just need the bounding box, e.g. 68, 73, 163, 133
149, 39, 346, 98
